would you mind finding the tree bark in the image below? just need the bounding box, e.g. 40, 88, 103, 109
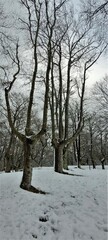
5, 131, 14, 172
76, 134, 81, 168
91, 156, 96, 169
54, 144, 63, 173
101, 158, 105, 170
5, 154, 11, 173
63, 148, 68, 170
20, 139, 32, 190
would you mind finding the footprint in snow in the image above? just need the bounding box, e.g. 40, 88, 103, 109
32, 233, 37, 238
39, 215, 49, 222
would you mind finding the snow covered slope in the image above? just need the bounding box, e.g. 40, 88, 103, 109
0, 166, 108, 240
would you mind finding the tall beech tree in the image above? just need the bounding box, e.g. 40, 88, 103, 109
2, 0, 67, 192
4, 0, 47, 193
48, 3, 107, 173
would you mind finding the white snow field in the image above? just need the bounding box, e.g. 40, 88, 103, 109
0, 166, 108, 240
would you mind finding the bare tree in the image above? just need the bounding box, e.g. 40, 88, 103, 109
1, 0, 69, 192
2, 0, 49, 193
92, 75, 108, 168
48, 1, 107, 173
82, 0, 108, 19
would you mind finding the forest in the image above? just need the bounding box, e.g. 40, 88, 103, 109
0, 0, 108, 193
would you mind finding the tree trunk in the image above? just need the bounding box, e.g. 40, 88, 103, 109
5, 153, 11, 173
101, 162, 105, 169
20, 139, 32, 190
91, 157, 96, 169
63, 148, 68, 170
89, 125, 96, 169
5, 132, 14, 173
76, 135, 81, 168
101, 158, 105, 170
73, 142, 77, 163
54, 144, 63, 173
77, 153, 81, 168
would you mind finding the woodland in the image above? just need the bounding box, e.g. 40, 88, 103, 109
0, 0, 108, 193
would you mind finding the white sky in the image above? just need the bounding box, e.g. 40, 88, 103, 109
87, 54, 108, 87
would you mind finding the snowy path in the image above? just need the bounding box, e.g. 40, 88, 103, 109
0, 167, 108, 240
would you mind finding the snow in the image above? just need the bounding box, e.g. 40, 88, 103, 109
0, 166, 108, 240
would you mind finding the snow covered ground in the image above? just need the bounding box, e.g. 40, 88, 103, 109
0, 166, 108, 240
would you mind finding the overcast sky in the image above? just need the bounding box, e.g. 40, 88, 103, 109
87, 54, 108, 87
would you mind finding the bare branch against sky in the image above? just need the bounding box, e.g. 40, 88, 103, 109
0, 0, 108, 87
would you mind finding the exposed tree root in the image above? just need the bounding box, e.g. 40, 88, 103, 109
20, 185, 47, 194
